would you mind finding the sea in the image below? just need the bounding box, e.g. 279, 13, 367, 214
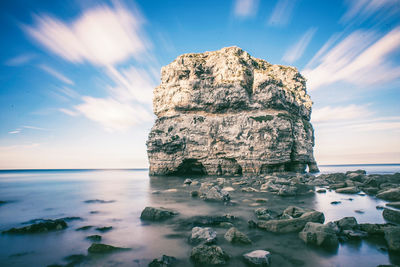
0, 164, 399, 267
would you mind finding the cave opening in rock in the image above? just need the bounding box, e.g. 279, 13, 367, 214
174, 159, 206, 175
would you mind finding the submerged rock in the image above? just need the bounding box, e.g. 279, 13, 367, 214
243, 250, 271, 266
224, 227, 252, 244
146, 46, 318, 176
3, 219, 67, 234
299, 222, 339, 248
87, 243, 129, 253
140, 207, 178, 221
384, 226, 400, 251
95, 226, 112, 233
149, 255, 177, 267
86, 235, 102, 242
191, 244, 229, 265
189, 227, 217, 245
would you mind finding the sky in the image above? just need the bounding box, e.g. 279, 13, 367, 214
0, 0, 399, 169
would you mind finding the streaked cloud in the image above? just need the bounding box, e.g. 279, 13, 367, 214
25, 2, 148, 66
5, 53, 36, 66
105, 65, 155, 104
233, 0, 259, 18
282, 27, 317, 63
8, 129, 21, 134
74, 97, 153, 132
268, 0, 297, 26
7, 125, 49, 135
58, 86, 80, 99
59, 108, 79, 116
312, 104, 372, 123
341, 0, 400, 24
303, 26, 400, 90
39, 64, 74, 85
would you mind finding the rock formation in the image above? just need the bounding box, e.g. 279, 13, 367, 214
146, 46, 318, 176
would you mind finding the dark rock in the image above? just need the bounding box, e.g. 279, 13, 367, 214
88, 243, 129, 253
84, 199, 115, 204
149, 255, 177, 267
191, 244, 229, 265
60, 216, 83, 222
376, 206, 385, 210
182, 214, 235, 227
376, 188, 400, 201
3, 219, 67, 234
386, 202, 400, 209
384, 226, 400, 251
383, 208, 400, 223
86, 235, 102, 242
191, 191, 199, 197
224, 227, 252, 244
243, 250, 271, 266
96, 226, 113, 233
299, 222, 339, 248
316, 188, 326, 193
76, 226, 93, 231
355, 210, 365, 214
330, 201, 341, 205
189, 227, 217, 245
335, 217, 358, 230
254, 208, 275, 220
140, 207, 178, 221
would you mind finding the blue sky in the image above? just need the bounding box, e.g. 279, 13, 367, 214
0, 0, 399, 169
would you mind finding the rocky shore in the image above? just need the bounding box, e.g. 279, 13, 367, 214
3, 170, 398, 266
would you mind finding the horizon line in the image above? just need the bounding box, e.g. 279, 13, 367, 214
0, 163, 399, 172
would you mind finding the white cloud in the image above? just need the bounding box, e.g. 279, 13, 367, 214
74, 97, 152, 132
234, 0, 259, 18
340, 0, 399, 24
268, 0, 297, 26
23, 125, 49, 131
106, 65, 155, 104
59, 108, 79, 116
25, 3, 148, 66
303, 26, 400, 90
39, 64, 74, 85
282, 27, 317, 63
58, 86, 80, 99
312, 104, 372, 123
8, 130, 21, 134
5, 53, 36, 66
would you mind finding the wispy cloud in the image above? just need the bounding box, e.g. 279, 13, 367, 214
8, 125, 49, 135
303, 26, 400, 90
5, 53, 36, 66
74, 97, 152, 132
8, 129, 21, 134
268, 0, 297, 26
282, 27, 317, 63
233, 0, 259, 18
25, 2, 148, 66
312, 104, 372, 123
59, 108, 79, 116
340, 0, 400, 24
39, 64, 74, 85
58, 86, 80, 99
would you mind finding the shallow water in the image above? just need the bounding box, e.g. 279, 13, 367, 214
0, 165, 399, 267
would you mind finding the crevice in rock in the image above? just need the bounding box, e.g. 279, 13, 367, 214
173, 159, 207, 176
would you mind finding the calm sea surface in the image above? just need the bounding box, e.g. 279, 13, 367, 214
0, 164, 399, 267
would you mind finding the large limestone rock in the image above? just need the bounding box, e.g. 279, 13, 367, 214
147, 47, 318, 176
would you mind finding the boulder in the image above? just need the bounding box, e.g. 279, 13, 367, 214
335, 217, 358, 230
299, 222, 339, 248
335, 187, 360, 194
386, 202, 400, 208
140, 207, 178, 221
376, 188, 400, 201
201, 185, 230, 202
87, 244, 128, 253
384, 227, 400, 251
257, 210, 324, 233
224, 227, 252, 244
146, 46, 318, 176
191, 245, 229, 265
189, 227, 217, 245
3, 219, 67, 234
383, 208, 400, 223
86, 235, 102, 242
243, 250, 271, 266
149, 255, 176, 267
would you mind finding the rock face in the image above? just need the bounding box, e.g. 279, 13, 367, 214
146, 46, 318, 176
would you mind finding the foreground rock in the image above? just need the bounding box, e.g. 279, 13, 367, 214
384, 227, 400, 251
299, 222, 339, 248
87, 243, 129, 253
140, 207, 178, 221
147, 46, 318, 176
382, 208, 400, 223
257, 208, 324, 233
3, 219, 67, 234
199, 183, 230, 202
224, 227, 252, 244
243, 250, 271, 266
377, 188, 400, 201
189, 227, 217, 245
149, 255, 177, 267
191, 244, 229, 265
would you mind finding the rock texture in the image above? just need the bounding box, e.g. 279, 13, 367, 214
147, 46, 318, 176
